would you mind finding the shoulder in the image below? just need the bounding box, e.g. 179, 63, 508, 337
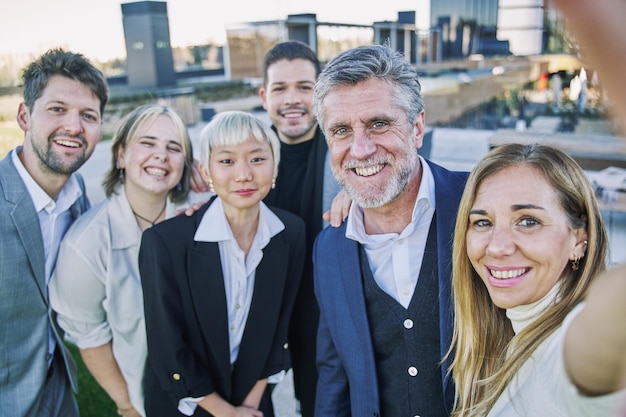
0, 153, 22, 196
425, 158, 469, 183
268, 205, 305, 228
315, 221, 347, 247
62, 198, 113, 245
68, 197, 109, 228
315, 127, 328, 144
145, 200, 210, 241
425, 159, 469, 205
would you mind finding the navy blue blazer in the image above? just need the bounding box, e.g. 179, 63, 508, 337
312, 159, 468, 417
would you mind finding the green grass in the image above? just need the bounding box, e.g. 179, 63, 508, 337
66, 343, 118, 416
0, 121, 22, 158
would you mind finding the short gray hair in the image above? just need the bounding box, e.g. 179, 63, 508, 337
313, 43, 424, 132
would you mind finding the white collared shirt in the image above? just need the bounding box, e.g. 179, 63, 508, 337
11, 147, 82, 361
345, 156, 436, 309
194, 197, 285, 363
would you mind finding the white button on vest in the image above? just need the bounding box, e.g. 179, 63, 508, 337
408, 366, 418, 376
404, 319, 414, 329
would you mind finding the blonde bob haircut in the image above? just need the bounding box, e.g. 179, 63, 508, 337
196, 110, 280, 177
448, 143, 608, 417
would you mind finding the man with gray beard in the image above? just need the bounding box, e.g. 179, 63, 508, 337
311, 44, 468, 417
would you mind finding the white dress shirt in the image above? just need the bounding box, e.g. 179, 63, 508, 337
345, 156, 436, 309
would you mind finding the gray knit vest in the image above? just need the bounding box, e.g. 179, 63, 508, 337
359, 217, 448, 417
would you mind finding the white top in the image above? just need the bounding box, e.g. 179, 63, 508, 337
49, 188, 181, 417
488, 303, 626, 416
345, 156, 436, 308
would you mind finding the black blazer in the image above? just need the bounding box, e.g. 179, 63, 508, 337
139, 199, 305, 416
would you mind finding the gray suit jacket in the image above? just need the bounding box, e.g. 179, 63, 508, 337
0, 152, 88, 417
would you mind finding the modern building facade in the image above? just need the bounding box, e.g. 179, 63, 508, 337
430, 0, 511, 59
116, 1, 569, 86
225, 12, 422, 79
497, 0, 545, 56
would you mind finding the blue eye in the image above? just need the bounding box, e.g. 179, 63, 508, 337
518, 217, 540, 227
472, 219, 492, 228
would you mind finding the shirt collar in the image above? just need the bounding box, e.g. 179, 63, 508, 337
346, 155, 435, 243
194, 197, 285, 246
11, 147, 82, 213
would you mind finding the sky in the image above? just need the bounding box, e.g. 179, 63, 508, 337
0, 0, 428, 62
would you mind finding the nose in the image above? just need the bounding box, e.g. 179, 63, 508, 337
63, 110, 84, 134
284, 87, 302, 105
350, 128, 377, 160
485, 224, 516, 257
235, 162, 253, 182
153, 144, 169, 162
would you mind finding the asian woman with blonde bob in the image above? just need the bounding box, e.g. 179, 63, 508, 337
140, 111, 305, 417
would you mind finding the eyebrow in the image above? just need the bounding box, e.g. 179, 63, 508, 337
48, 100, 99, 114
511, 204, 545, 211
215, 147, 269, 155
271, 80, 315, 86
139, 136, 183, 147
469, 204, 546, 216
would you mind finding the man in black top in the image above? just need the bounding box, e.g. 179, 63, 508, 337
259, 41, 342, 417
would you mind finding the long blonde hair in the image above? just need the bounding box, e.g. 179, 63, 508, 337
448, 143, 608, 416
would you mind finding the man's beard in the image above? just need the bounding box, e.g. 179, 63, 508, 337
334, 148, 417, 209
33, 133, 90, 176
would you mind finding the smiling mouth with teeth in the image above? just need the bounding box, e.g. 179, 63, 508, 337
354, 164, 384, 177
54, 139, 81, 148
489, 268, 529, 279
283, 112, 304, 119
146, 167, 167, 176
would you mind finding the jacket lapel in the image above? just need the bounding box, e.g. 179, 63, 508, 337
232, 235, 289, 385
333, 225, 378, 365
186, 241, 232, 388
0, 156, 47, 300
